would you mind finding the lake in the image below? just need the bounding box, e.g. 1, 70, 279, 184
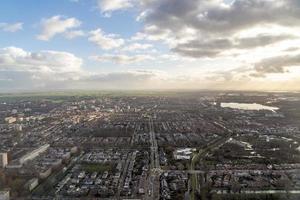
221, 102, 279, 112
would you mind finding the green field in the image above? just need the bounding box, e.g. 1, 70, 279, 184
82, 163, 114, 173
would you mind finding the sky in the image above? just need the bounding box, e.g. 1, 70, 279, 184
1, 0, 300, 92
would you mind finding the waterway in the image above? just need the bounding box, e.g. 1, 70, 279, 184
221, 102, 279, 112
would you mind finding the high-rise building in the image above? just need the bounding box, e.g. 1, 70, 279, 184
0, 153, 8, 168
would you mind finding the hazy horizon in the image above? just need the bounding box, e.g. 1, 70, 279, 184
1, 88, 300, 95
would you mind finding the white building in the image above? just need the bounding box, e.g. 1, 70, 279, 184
4, 117, 16, 124
17, 117, 24, 122
173, 148, 196, 160
19, 144, 50, 164
0, 153, 8, 168
25, 178, 39, 191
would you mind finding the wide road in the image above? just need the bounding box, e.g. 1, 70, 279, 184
190, 121, 234, 200
146, 116, 161, 200
117, 151, 131, 199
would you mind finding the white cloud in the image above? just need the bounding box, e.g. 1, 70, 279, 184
97, 0, 134, 16
64, 30, 85, 39
1, 47, 300, 91
131, 26, 173, 45
37, 15, 81, 41
0, 46, 85, 91
0, 46, 166, 91
0, 46, 83, 74
91, 54, 153, 64
0, 22, 23, 32
88, 28, 125, 50
122, 43, 153, 52
134, 0, 300, 59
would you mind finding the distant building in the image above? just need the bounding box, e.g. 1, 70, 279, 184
265, 113, 284, 118
5, 160, 22, 169
17, 117, 24, 122
0, 190, 10, 200
39, 168, 52, 179
0, 153, 8, 168
19, 144, 50, 164
25, 178, 39, 192
4, 117, 16, 124
15, 124, 22, 131
71, 146, 78, 154
173, 148, 196, 160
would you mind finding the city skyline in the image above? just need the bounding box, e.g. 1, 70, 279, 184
1, 0, 300, 92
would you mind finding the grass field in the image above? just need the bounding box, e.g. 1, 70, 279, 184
82, 163, 114, 173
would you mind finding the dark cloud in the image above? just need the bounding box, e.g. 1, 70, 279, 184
252, 54, 300, 76
139, 0, 300, 57
143, 0, 300, 34
173, 48, 221, 58
172, 34, 295, 58
237, 34, 295, 49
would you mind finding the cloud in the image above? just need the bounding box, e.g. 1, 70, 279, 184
0, 46, 83, 74
141, 0, 300, 34
97, 0, 134, 16
122, 43, 153, 52
64, 30, 85, 39
85, 70, 158, 82
0, 22, 23, 32
0, 47, 165, 91
37, 15, 81, 41
3, 1, 300, 91
136, 0, 300, 58
0, 46, 86, 91
76, 69, 170, 90
252, 53, 300, 76
88, 28, 125, 50
0, 47, 162, 91
91, 54, 153, 64
132, 25, 173, 43
284, 47, 300, 52
1, 47, 300, 91
205, 66, 252, 82
172, 34, 296, 58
